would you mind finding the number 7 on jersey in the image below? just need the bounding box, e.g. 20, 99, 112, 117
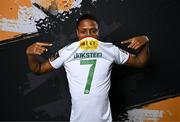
80, 59, 97, 94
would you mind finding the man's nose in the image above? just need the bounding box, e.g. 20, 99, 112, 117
86, 30, 92, 36
86, 31, 90, 36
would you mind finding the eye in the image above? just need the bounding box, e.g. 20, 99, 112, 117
91, 29, 98, 34
80, 30, 86, 34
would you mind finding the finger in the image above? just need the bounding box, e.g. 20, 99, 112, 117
34, 47, 48, 55
36, 48, 45, 55
40, 46, 49, 52
37, 52, 42, 55
35, 45, 49, 51
127, 41, 136, 48
121, 39, 132, 44
133, 43, 141, 49
131, 41, 140, 49
37, 46, 49, 53
134, 40, 147, 49
134, 41, 145, 49
134, 45, 141, 50
36, 42, 53, 47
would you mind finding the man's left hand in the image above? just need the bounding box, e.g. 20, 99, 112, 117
121, 35, 149, 50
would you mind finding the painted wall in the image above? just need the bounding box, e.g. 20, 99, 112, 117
127, 96, 180, 121
0, 0, 179, 121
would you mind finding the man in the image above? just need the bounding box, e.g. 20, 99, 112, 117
26, 14, 149, 122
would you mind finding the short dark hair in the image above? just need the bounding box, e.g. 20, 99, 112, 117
76, 14, 99, 29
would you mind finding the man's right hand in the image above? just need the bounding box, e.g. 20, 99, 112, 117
26, 42, 53, 55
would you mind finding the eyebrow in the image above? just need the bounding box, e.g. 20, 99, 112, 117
78, 27, 98, 29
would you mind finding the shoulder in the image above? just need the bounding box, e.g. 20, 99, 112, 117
59, 41, 79, 52
98, 40, 114, 48
99, 40, 126, 53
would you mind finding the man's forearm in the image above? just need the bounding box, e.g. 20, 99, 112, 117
27, 55, 42, 73
136, 43, 149, 67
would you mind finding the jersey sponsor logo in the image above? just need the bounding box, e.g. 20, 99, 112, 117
49, 52, 60, 62
79, 37, 99, 50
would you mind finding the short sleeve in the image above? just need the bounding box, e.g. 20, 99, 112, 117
49, 48, 64, 69
48, 42, 79, 69
114, 46, 129, 64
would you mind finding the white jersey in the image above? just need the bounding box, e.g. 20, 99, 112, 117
49, 37, 129, 122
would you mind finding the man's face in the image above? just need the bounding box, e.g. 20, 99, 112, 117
76, 19, 99, 40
